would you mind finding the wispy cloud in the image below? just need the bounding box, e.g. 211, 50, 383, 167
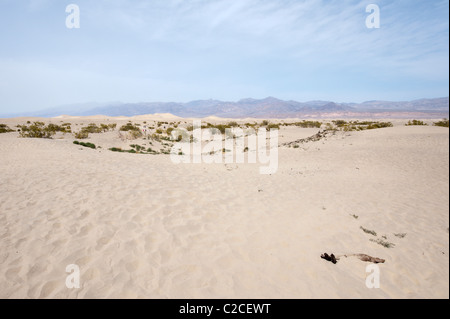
0, 0, 448, 111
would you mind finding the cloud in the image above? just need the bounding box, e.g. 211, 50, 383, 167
0, 0, 448, 111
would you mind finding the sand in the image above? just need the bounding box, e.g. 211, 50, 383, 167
0, 116, 448, 298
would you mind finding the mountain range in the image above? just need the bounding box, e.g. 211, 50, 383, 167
2, 97, 448, 119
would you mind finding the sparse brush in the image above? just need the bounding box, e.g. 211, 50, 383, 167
434, 119, 449, 128
74, 140, 96, 149
0, 124, 14, 133
166, 127, 174, 135
74, 131, 89, 139
366, 122, 393, 129
360, 226, 377, 236
293, 121, 322, 128
370, 238, 395, 248
406, 120, 427, 126
120, 123, 140, 132
394, 233, 407, 238
332, 120, 348, 127
266, 123, 280, 131
129, 130, 143, 140
350, 214, 359, 219
19, 122, 55, 138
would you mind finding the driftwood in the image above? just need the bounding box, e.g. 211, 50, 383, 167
321, 253, 385, 264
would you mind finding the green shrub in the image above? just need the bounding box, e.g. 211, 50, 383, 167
74, 131, 89, 139
266, 123, 280, 131
370, 238, 395, 248
332, 120, 348, 127
294, 121, 322, 128
366, 122, 393, 129
74, 140, 96, 149
406, 120, 427, 126
129, 130, 143, 139
0, 124, 14, 133
18, 122, 54, 138
120, 123, 140, 132
360, 226, 377, 236
434, 119, 449, 128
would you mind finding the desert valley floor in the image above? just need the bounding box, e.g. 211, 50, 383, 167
0, 115, 448, 298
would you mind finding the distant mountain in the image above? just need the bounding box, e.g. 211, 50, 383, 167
1, 97, 448, 119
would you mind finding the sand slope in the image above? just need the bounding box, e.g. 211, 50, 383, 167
0, 120, 448, 298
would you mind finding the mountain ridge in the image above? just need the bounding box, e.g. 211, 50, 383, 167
1, 97, 448, 119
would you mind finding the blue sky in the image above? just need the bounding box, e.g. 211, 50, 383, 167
0, 0, 448, 113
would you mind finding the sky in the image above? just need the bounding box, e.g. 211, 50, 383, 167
0, 0, 448, 113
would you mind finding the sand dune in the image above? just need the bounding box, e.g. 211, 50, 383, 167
0, 117, 448, 298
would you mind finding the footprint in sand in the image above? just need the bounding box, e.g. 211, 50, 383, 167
0, 252, 9, 264
5, 266, 23, 283
95, 236, 111, 251
38, 280, 60, 298
79, 224, 93, 236
125, 260, 141, 273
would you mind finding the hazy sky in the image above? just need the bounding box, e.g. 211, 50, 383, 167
0, 0, 448, 113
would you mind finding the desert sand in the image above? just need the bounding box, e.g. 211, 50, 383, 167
0, 116, 448, 298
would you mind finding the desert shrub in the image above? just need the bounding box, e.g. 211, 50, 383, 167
73, 141, 96, 149
130, 130, 143, 139
156, 129, 163, 134
366, 122, 393, 129
370, 238, 395, 248
0, 124, 14, 133
406, 120, 427, 126
434, 119, 449, 128
109, 147, 123, 152
244, 122, 258, 129
360, 226, 377, 236
18, 121, 75, 137
332, 120, 348, 127
46, 123, 69, 134
18, 122, 55, 138
211, 124, 230, 134
120, 123, 140, 132
130, 144, 145, 152
80, 123, 103, 134
294, 121, 322, 128
166, 127, 174, 135
266, 123, 280, 131
228, 121, 239, 127
74, 131, 89, 139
